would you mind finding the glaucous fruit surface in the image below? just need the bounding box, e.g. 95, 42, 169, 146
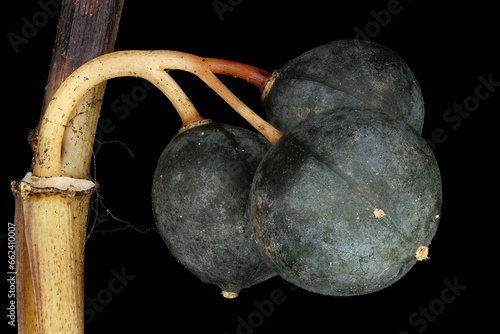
152, 121, 275, 297
250, 108, 441, 296
264, 39, 425, 133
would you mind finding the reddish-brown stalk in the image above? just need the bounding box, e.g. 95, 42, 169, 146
203, 57, 273, 93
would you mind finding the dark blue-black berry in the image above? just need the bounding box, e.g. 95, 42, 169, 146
152, 121, 275, 298
264, 40, 425, 133
250, 108, 441, 296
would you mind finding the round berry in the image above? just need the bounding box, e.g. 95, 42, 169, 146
152, 121, 275, 297
250, 108, 441, 296
264, 40, 425, 133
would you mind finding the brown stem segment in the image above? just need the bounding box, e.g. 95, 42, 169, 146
41, 0, 124, 116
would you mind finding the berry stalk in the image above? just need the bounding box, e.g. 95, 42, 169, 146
34, 50, 282, 177
203, 57, 273, 93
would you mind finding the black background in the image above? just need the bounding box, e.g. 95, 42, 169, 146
3, 1, 498, 333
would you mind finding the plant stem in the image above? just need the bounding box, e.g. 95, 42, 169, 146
11, 174, 97, 334
38, 0, 124, 180
14, 1, 123, 333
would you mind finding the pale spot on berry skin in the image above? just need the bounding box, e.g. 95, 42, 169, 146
373, 207, 386, 219
415, 246, 430, 261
